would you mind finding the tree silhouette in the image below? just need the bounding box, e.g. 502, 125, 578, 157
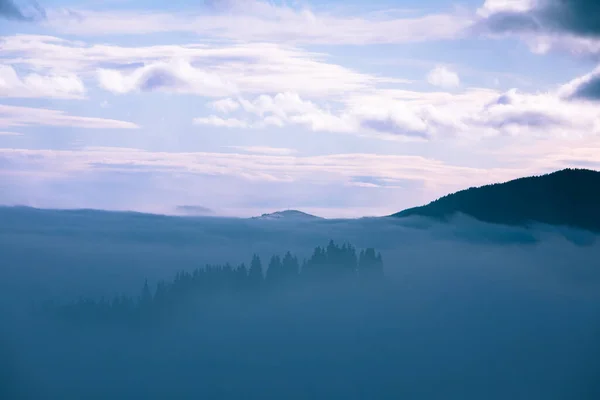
248, 254, 263, 290
52, 240, 385, 324
266, 255, 283, 285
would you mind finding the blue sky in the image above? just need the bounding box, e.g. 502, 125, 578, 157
1, 0, 600, 217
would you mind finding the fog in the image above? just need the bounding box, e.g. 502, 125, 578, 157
1, 207, 599, 399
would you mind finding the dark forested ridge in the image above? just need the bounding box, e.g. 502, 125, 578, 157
46, 240, 384, 324
392, 168, 600, 232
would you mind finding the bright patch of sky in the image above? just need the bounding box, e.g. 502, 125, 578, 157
1, 0, 600, 217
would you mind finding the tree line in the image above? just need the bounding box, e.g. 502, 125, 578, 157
50, 240, 384, 324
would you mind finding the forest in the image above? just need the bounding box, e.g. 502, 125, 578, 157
393, 168, 600, 232
46, 240, 384, 324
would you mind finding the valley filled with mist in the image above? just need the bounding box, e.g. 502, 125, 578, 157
1, 206, 599, 399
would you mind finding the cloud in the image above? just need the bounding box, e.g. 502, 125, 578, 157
0, 104, 139, 129
193, 116, 249, 128
476, 0, 537, 18
201, 92, 356, 135
197, 86, 600, 141
359, 116, 429, 139
0, 146, 524, 194
559, 66, 600, 101
0, 0, 45, 21
0, 65, 85, 99
97, 59, 237, 96
477, 0, 600, 36
41, 3, 470, 45
0, 130, 22, 135
427, 66, 460, 88
211, 98, 240, 113
475, 0, 600, 55
0, 0, 26, 20
227, 146, 297, 156
1, 36, 392, 98
4, 143, 599, 217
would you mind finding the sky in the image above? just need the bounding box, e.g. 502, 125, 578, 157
0, 0, 599, 218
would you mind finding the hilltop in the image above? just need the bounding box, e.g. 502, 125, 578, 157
252, 210, 323, 221
392, 168, 600, 232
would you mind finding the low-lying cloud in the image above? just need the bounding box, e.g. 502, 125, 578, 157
0, 208, 599, 398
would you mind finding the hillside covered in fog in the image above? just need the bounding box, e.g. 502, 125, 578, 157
393, 169, 600, 232
1, 205, 600, 399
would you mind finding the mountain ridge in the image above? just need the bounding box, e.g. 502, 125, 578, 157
391, 168, 600, 232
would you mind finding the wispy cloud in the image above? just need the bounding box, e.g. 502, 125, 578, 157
40, 2, 471, 45
1, 35, 398, 98
0, 104, 139, 129
0, 146, 504, 186
227, 146, 297, 156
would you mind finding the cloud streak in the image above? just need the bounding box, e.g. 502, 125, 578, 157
0, 146, 517, 188
227, 146, 298, 156
1, 36, 395, 98
40, 2, 471, 45
0, 104, 139, 129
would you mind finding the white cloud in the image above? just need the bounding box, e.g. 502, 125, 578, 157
0, 104, 139, 129
211, 98, 240, 113
40, 4, 471, 45
427, 66, 460, 88
97, 59, 237, 96
213, 92, 355, 134
476, 0, 536, 18
1, 35, 395, 98
0, 131, 22, 136
193, 116, 249, 128
198, 86, 600, 141
0, 65, 85, 99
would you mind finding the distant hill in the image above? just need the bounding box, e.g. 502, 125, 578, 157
391, 168, 600, 232
252, 210, 323, 221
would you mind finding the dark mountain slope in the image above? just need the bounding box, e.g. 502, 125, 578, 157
392, 168, 600, 232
